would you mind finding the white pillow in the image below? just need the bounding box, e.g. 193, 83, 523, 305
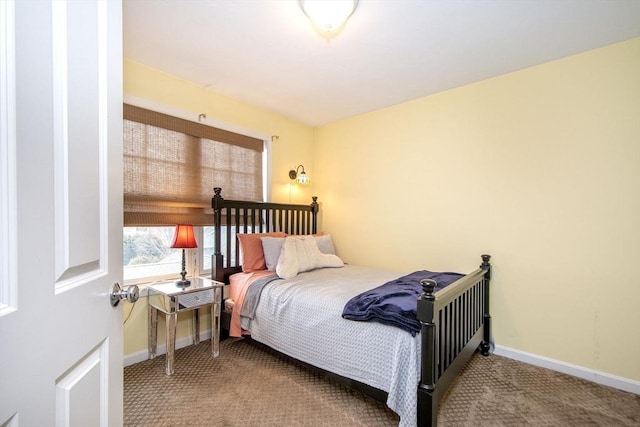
261, 236, 285, 271
262, 234, 336, 271
276, 236, 343, 279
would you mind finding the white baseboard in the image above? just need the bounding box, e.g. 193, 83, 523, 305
124, 337, 639, 395
494, 345, 640, 395
124, 330, 212, 367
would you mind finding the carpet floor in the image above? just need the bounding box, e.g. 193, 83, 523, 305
124, 338, 639, 426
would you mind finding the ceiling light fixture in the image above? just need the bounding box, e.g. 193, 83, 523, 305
300, 0, 358, 33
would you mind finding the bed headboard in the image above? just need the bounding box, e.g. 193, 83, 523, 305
211, 187, 319, 283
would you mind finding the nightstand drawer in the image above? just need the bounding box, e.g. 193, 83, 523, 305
148, 278, 219, 313
177, 289, 214, 309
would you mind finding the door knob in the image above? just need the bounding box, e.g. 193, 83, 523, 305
110, 282, 139, 307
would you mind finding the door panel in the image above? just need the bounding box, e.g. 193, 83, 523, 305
52, 0, 104, 289
54, 0, 102, 281
0, 1, 123, 426
55, 343, 107, 427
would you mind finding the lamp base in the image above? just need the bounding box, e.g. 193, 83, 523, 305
175, 278, 191, 288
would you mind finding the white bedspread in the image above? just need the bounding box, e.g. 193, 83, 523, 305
246, 264, 420, 427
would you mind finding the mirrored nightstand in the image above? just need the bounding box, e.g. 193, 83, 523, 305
147, 277, 224, 375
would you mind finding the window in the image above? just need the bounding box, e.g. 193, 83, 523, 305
123, 104, 264, 284
201, 225, 215, 272
124, 226, 177, 282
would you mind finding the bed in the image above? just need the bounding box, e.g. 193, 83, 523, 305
211, 187, 492, 427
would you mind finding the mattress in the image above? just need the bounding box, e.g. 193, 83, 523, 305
230, 264, 420, 427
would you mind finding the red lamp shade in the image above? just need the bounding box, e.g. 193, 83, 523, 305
170, 224, 197, 249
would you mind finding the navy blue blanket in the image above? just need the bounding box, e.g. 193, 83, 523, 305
341, 270, 464, 336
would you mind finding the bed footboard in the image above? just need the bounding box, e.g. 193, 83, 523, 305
416, 254, 492, 427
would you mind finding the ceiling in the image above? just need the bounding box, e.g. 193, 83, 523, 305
123, 0, 640, 127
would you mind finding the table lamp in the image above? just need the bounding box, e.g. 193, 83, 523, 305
170, 224, 198, 287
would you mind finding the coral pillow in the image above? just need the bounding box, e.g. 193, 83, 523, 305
276, 236, 343, 279
237, 232, 286, 272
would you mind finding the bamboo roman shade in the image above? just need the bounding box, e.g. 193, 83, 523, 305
123, 104, 263, 226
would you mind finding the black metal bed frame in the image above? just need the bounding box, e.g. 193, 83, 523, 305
211, 187, 492, 426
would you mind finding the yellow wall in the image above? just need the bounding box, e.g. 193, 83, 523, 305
123, 39, 640, 383
122, 59, 315, 356
314, 38, 640, 381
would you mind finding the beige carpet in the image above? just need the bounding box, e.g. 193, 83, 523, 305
124, 338, 639, 426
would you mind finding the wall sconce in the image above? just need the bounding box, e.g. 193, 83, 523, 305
300, 0, 358, 33
289, 165, 310, 184
170, 224, 198, 287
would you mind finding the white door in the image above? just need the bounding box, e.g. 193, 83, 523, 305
0, 0, 124, 426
